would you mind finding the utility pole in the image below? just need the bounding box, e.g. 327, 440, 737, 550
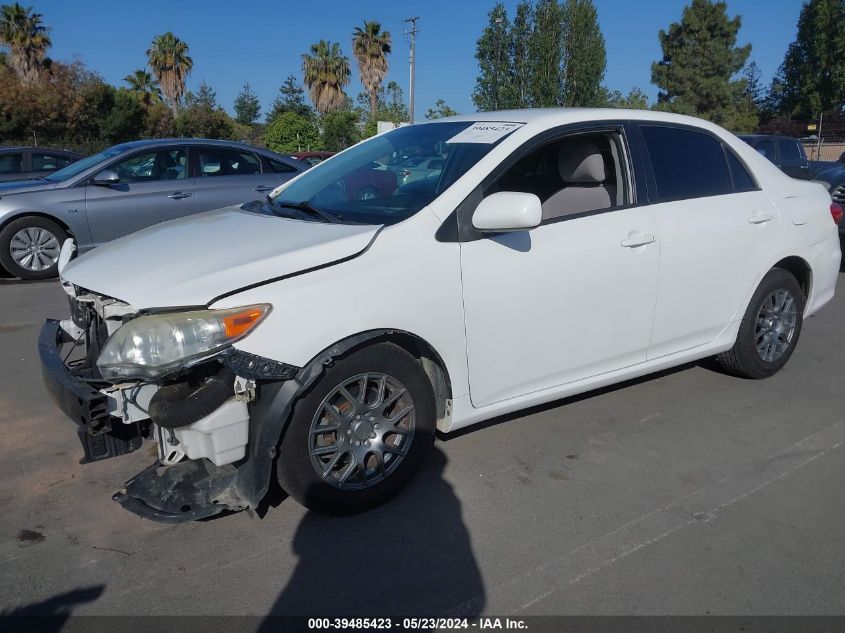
403, 16, 419, 124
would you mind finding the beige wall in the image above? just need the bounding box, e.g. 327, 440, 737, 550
803, 142, 845, 162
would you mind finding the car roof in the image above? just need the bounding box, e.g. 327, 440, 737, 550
109, 138, 277, 152
738, 134, 797, 142
0, 146, 81, 155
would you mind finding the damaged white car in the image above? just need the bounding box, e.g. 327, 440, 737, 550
40, 109, 842, 522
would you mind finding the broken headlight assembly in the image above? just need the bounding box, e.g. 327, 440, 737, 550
96, 304, 272, 381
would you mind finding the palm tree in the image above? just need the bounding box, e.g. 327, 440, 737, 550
352, 21, 391, 120
302, 40, 351, 115
124, 69, 161, 105
0, 2, 51, 84
146, 32, 193, 117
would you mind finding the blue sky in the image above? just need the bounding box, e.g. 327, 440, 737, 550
38, 0, 804, 121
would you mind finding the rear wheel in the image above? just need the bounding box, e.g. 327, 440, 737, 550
0, 216, 67, 280
277, 343, 436, 515
717, 268, 805, 379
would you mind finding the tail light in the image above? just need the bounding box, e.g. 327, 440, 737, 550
831, 203, 843, 225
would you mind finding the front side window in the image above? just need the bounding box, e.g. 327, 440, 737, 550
755, 139, 777, 160
641, 125, 732, 202
0, 153, 22, 175
486, 131, 628, 221
198, 148, 261, 177
32, 153, 72, 171
113, 149, 187, 182
269, 121, 520, 225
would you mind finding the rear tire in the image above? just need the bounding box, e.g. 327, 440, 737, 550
277, 342, 436, 515
717, 268, 804, 379
0, 216, 67, 280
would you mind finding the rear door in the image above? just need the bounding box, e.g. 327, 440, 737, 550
637, 124, 781, 359
190, 146, 287, 212
84, 146, 195, 245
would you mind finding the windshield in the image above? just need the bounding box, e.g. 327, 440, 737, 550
44, 146, 128, 182
268, 121, 521, 225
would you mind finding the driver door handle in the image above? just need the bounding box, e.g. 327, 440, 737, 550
167, 191, 192, 199
620, 232, 656, 248
253, 185, 275, 192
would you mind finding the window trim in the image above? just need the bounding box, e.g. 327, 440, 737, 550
635, 122, 761, 205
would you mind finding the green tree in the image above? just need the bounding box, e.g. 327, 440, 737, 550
651, 0, 751, 125
267, 74, 312, 122
175, 81, 235, 139
528, 0, 562, 107
770, 0, 845, 117
124, 69, 161, 105
473, 3, 515, 111
0, 2, 51, 84
146, 31, 193, 117
509, 0, 534, 107
352, 20, 392, 120
264, 111, 320, 152
559, 0, 606, 106
425, 99, 459, 119
603, 86, 650, 109
302, 39, 351, 115
100, 88, 145, 144
321, 110, 360, 151
233, 82, 261, 125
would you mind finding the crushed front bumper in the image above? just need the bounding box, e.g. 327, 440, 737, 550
38, 319, 144, 463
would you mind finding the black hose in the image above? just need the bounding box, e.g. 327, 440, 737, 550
149, 367, 235, 429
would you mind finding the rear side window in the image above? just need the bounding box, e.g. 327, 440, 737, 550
754, 139, 776, 160
641, 125, 732, 202
198, 148, 261, 177
0, 153, 23, 175
32, 153, 72, 171
726, 150, 757, 193
268, 158, 297, 173
777, 139, 800, 160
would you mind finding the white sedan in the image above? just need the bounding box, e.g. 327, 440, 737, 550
41, 109, 842, 520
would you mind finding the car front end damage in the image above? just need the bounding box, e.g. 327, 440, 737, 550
38, 282, 304, 523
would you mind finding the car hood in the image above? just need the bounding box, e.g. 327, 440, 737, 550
0, 179, 59, 194
61, 206, 381, 308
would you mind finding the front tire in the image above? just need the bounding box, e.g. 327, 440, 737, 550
277, 342, 436, 515
717, 268, 805, 379
0, 216, 67, 280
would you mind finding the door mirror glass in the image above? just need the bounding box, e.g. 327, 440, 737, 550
472, 191, 542, 233
92, 169, 120, 186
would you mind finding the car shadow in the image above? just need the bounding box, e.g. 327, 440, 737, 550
0, 585, 105, 633
258, 447, 484, 626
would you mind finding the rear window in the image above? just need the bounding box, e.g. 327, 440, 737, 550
641, 125, 732, 202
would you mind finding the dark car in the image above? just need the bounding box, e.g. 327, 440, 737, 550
813, 152, 845, 235
0, 147, 82, 182
0, 139, 307, 279
739, 135, 811, 180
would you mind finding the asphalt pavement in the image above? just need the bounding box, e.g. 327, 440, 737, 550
1, 265, 844, 618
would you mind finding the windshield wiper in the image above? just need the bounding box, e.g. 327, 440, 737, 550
270, 199, 339, 223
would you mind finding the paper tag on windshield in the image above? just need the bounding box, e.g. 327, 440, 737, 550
446, 122, 523, 144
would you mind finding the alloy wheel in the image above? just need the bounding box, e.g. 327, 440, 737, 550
10, 227, 61, 272
755, 288, 798, 362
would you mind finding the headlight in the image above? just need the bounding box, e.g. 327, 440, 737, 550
97, 304, 272, 381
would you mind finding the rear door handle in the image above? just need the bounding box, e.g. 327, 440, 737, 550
620, 232, 656, 248
167, 192, 192, 199
748, 211, 774, 224
253, 185, 275, 192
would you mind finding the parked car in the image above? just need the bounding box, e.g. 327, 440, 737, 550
0, 139, 307, 279
289, 151, 335, 166
40, 110, 841, 522
390, 155, 445, 187
739, 134, 812, 180
0, 147, 82, 182
813, 152, 845, 235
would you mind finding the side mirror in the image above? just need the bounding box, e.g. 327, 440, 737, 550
92, 169, 120, 186
472, 191, 542, 233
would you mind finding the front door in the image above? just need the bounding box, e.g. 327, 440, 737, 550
85, 147, 194, 245
460, 129, 661, 407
